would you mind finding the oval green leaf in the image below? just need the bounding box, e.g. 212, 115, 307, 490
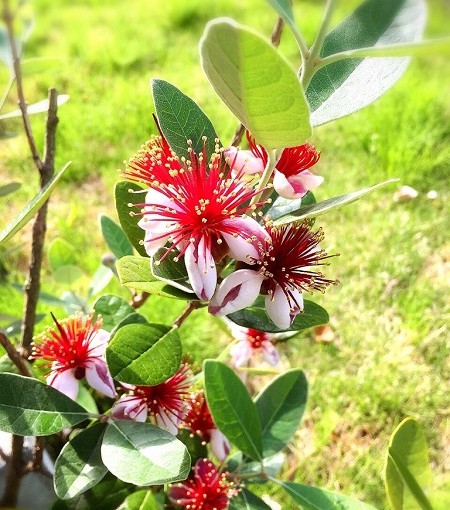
101, 421, 190, 486
229, 488, 272, 510
0, 162, 71, 246
152, 78, 219, 160
255, 369, 308, 457
204, 360, 263, 461
100, 214, 134, 259
106, 323, 182, 385
307, 0, 426, 126
0, 182, 21, 198
54, 422, 108, 500
93, 294, 136, 332
116, 490, 162, 510
0, 373, 88, 436
228, 299, 329, 333
48, 238, 77, 271
385, 418, 433, 510
200, 18, 311, 149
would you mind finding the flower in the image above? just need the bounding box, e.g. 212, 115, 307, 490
209, 221, 337, 330
31, 313, 116, 400
226, 132, 323, 200
169, 458, 237, 510
110, 363, 192, 435
229, 325, 279, 367
182, 391, 230, 461
125, 124, 267, 301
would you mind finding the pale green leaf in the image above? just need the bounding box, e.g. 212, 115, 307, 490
0, 94, 69, 120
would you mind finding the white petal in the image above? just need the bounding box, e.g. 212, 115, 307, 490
230, 341, 253, 367
156, 410, 179, 436
273, 170, 299, 199
209, 428, 231, 461
85, 359, 117, 398
265, 286, 293, 330
209, 269, 264, 316
221, 217, 268, 263
184, 238, 217, 300
225, 147, 265, 175
47, 369, 79, 400
111, 395, 148, 422
88, 329, 110, 357
262, 342, 280, 366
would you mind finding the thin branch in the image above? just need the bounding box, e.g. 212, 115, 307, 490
0, 331, 32, 377
2, 0, 42, 169
173, 301, 200, 329
0, 435, 24, 507
130, 291, 150, 309
230, 16, 285, 147
21, 88, 59, 353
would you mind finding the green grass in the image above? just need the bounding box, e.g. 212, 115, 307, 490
1, 0, 449, 508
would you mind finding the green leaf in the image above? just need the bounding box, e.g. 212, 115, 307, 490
54, 422, 108, 500
204, 360, 263, 460
101, 421, 190, 485
266, 191, 316, 221
53, 264, 85, 285
255, 370, 308, 457
106, 323, 182, 385
116, 490, 162, 510
150, 248, 193, 294
93, 294, 135, 332
0, 373, 88, 436
239, 452, 285, 482
0, 162, 71, 245
110, 312, 148, 336
115, 181, 148, 257
228, 299, 329, 333
277, 481, 378, 510
88, 264, 114, 298
200, 19, 311, 149
273, 179, 397, 226
0, 94, 70, 120
100, 215, 134, 259
151, 78, 219, 160
61, 291, 89, 315
48, 238, 77, 271
117, 255, 194, 300
306, 0, 427, 126
385, 418, 433, 510
76, 385, 98, 414
0, 182, 21, 198
229, 488, 272, 510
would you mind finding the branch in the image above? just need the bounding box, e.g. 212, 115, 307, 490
0, 331, 32, 377
130, 291, 150, 309
21, 89, 59, 353
230, 16, 285, 147
2, 0, 42, 169
173, 301, 200, 329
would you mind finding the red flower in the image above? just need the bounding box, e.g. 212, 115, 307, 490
111, 364, 192, 435
182, 392, 230, 461
31, 314, 116, 400
169, 458, 237, 510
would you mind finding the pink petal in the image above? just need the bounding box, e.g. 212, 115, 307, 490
111, 395, 148, 422
156, 410, 179, 436
221, 217, 269, 263
88, 329, 110, 357
209, 269, 264, 316
184, 238, 217, 300
209, 428, 231, 461
85, 359, 117, 398
47, 368, 79, 400
225, 147, 265, 175
273, 169, 323, 200
262, 341, 280, 366
230, 340, 253, 367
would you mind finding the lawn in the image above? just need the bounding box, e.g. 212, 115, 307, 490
0, 0, 449, 508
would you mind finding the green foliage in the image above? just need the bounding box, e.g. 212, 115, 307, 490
93, 294, 135, 331
229, 488, 272, 510
204, 360, 263, 460
54, 422, 108, 500
0, 94, 69, 120
0, 162, 71, 246
0, 182, 21, 197
114, 181, 148, 257
152, 78, 219, 159
385, 418, 433, 510
116, 255, 194, 299
255, 370, 308, 457
100, 215, 134, 259
200, 19, 311, 148
0, 374, 88, 436
106, 323, 182, 385
228, 299, 329, 333
116, 490, 162, 510
307, 0, 427, 126
101, 421, 191, 485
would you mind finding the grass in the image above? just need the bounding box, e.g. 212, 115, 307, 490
1, 0, 449, 508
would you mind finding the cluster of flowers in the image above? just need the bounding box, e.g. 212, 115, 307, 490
126, 121, 336, 330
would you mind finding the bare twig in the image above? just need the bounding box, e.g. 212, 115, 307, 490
230, 16, 285, 147
1, 435, 24, 507
0, 331, 32, 377
21, 88, 59, 354
130, 291, 150, 309
173, 301, 200, 329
